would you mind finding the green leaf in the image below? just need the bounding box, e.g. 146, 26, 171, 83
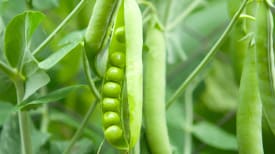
24, 69, 50, 100
38, 31, 84, 70
0, 101, 14, 125
49, 138, 93, 154
50, 111, 96, 138
0, 116, 21, 154
0, 116, 50, 154
192, 121, 238, 150
32, 129, 50, 154
18, 85, 87, 110
4, 11, 44, 67
33, 0, 59, 10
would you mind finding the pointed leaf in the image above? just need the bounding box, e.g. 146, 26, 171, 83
18, 85, 87, 110
39, 31, 84, 70
24, 69, 50, 100
4, 11, 44, 67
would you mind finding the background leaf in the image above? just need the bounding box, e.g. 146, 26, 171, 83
19, 85, 87, 110
192, 121, 238, 150
0, 101, 14, 125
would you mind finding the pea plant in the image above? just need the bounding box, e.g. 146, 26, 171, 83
1, 0, 275, 154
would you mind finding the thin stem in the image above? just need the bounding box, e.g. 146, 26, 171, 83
62, 100, 98, 154
82, 45, 101, 100
183, 84, 195, 154
14, 80, 32, 154
32, 0, 88, 55
40, 87, 49, 133
62, 45, 101, 154
96, 139, 105, 154
166, 0, 248, 109
166, 0, 204, 31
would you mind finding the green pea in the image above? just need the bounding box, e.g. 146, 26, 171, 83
115, 27, 125, 43
110, 52, 125, 68
102, 82, 121, 97
103, 112, 120, 128
106, 67, 124, 82
105, 125, 123, 143
102, 98, 120, 112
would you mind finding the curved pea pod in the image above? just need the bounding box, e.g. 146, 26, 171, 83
85, 0, 119, 53
100, 0, 143, 150
255, 2, 275, 136
124, 0, 143, 148
143, 22, 172, 154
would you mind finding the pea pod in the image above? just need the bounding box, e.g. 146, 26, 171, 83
124, 0, 143, 147
100, 0, 143, 150
255, 1, 275, 136
143, 21, 172, 154
227, 0, 248, 83
237, 1, 264, 154
237, 38, 263, 154
85, 0, 120, 53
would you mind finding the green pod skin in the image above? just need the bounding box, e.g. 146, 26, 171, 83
144, 22, 172, 154
237, 43, 263, 154
255, 2, 275, 136
85, 0, 119, 53
237, 2, 263, 154
124, 0, 143, 147
227, 0, 250, 84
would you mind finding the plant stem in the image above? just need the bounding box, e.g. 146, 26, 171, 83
183, 84, 195, 154
166, 0, 204, 31
14, 80, 32, 154
82, 45, 101, 100
32, 0, 88, 55
62, 46, 101, 154
40, 87, 49, 133
62, 101, 98, 154
166, 0, 248, 109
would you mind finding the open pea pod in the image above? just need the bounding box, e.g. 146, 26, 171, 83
255, 1, 275, 136
100, 0, 143, 150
